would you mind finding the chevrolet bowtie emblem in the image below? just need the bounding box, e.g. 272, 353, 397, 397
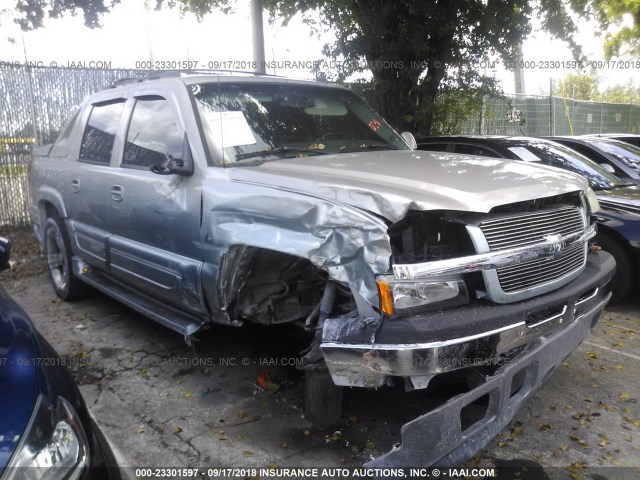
545, 234, 564, 260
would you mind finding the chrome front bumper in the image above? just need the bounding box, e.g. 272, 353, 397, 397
366, 288, 612, 468
321, 251, 615, 388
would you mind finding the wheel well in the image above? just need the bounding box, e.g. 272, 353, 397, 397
40, 201, 60, 222
227, 248, 353, 326
596, 225, 635, 259
37, 201, 61, 242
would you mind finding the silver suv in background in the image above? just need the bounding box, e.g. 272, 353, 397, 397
30, 72, 615, 467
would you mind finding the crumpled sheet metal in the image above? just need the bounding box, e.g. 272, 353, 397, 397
231, 152, 588, 224
201, 180, 391, 307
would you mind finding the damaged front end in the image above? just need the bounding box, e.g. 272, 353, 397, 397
316, 194, 616, 466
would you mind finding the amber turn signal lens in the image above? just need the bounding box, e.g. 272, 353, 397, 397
377, 279, 394, 315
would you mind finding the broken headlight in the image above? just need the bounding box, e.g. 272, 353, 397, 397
377, 276, 469, 315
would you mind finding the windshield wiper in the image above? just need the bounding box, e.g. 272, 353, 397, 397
339, 144, 400, 152
597, 182, 634, 190
236, 147, 330, 161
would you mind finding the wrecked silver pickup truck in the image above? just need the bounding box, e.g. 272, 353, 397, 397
30, 73, 616, 467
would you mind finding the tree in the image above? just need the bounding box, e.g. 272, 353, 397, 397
566, 0, 640, 59
553, 72, 640, 104
601, 82, 640, 103
554, 72, 601, 100
10, 0, 639, 133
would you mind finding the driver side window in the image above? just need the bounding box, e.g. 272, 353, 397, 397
123, 96, 183, 169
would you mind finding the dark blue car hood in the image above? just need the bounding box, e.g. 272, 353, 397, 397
596, 185, 640, 215
0, 285, 39, 471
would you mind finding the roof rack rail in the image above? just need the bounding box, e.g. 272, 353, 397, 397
107, 69, 279, 89
108, 77, 146, 88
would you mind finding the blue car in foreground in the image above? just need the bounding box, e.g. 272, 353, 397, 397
0, 236, 119, 480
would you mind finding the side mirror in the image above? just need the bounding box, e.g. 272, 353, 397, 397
0, 236, 12, 272
599, 163, 616, 174
401, 131, 417, 150
151, 133, 194, 176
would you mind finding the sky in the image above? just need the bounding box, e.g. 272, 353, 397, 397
0, 0, 637, 97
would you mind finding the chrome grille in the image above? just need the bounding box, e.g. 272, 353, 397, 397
480, 206, 584, 250
496, 244, 586, 292
479, 206, 586, 293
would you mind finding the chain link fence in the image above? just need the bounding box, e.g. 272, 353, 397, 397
0, 65, 151, 226
1, 66, 639, 226
437, 93, 640, 136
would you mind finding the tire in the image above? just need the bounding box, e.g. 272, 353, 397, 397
596, 231, 634, 304
43, 215, 91, 300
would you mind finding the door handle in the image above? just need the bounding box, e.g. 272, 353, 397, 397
71, 179, 80, 193
110, 185, 124, 202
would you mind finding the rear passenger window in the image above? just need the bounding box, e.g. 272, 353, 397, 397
123, 96, 183, 169
454, 144, 497, 157
79, 100, 125, 165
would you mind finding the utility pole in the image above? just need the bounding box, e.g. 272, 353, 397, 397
514, 42, 525, 95
251, 0, 266, 74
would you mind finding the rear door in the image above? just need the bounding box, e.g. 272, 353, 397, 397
66, 98, 126, 270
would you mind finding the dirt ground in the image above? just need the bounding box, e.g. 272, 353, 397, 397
1, 226, 639, 480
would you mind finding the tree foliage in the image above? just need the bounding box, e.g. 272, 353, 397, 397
554, 72, 600, 100
566, 0, 640, 59
554, 71, 640, 103
601, 82, 640, 103
10, 0, 640, 133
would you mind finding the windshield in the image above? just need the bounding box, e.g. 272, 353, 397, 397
503, 140, 628, 190
192, 82, 408, 164
590, 139, 640, 171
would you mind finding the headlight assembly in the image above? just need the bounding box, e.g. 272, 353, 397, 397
4, 395, 88, 480
377, 276, 469, 315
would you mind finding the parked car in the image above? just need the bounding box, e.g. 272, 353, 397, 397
0, 236, 120, 480
587, 133, 640, 148
546, 136, 640, 184
30, 72, 615, 467
417, 135, 640, 302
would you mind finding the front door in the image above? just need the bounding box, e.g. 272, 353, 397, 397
106, 94, 206, 314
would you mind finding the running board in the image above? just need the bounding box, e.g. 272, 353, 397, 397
72, 257, 205, 342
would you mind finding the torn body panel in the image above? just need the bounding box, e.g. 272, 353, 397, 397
200, 178, 391, 322
201, 152, 589, 324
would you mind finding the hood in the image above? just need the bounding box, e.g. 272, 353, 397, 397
0, 285, 39, 471
229, 150, 587, 222
596, 185, 640, 215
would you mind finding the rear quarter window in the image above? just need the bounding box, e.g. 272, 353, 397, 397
79, 100, 125, 165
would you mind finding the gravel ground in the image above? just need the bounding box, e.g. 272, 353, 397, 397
1, 226, 639, 480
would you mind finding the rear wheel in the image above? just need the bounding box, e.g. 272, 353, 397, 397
44, 215, 90, 300
596, 232, 634, 303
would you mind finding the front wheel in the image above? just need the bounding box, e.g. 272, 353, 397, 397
43, 216, 90, 300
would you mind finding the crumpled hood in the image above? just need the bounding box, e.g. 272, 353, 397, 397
229, 150, 587, 222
